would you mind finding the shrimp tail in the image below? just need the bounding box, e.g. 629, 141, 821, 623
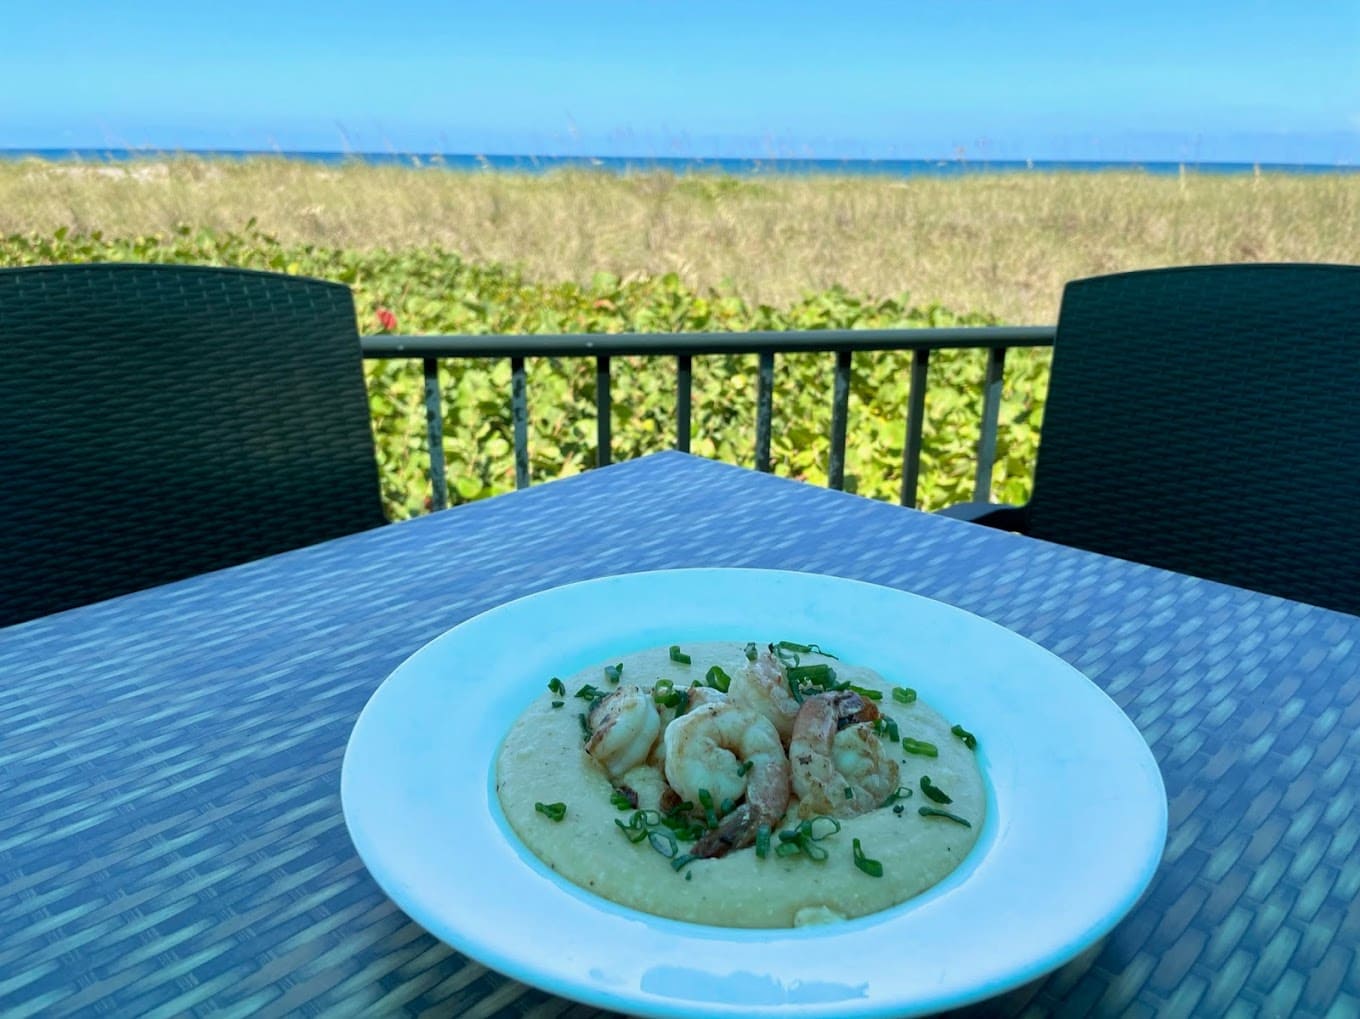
691, 803, 758, 859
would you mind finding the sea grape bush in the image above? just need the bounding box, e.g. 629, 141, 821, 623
1, 224, 1049, 520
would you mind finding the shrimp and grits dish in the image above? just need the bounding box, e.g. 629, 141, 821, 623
495, 640, 985, 928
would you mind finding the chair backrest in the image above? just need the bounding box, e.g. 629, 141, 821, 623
1023, 263, 1359, 615
1, 263, 386, 626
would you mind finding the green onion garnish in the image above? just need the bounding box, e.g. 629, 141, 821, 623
853, 838, 884, 877
920, 776, 953, 804
755, 823, 771, 858
575, 683, 604, 702
737, 759, 753, 776
535, 801, 566, 822
919, 806, 972, 827
872, 716, 900, 742
787, 664, 836, 686
548, 677, 566, 696
847, 683, 883, 701
892, 686, 917, 704
578, 712, 591, 739
901, 737, 939, 757
671, 853, 697, 872
951, 724, 978, 750
652, 679, 690, 712
775, 640, 838, 659
881, 785, 913, 807
615, 809, 683, 859
705, 665, 732, 692
843, 785, 854, 800
743, 642, 759, 661
609, 790, 634, 810
550, 700, 564, 708
697, 788, 719, 827
604, 662, 623, 684
669, 645, 692, 665
773, 815, 841, 862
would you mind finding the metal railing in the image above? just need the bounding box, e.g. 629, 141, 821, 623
360, 325, 1056, 510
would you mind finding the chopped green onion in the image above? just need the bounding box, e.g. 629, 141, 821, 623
847, 683, 883, 701
652, 679, 691, 712
843, 785, 854, 800
660, 801, 706, 842
575, 683, 605, 702
872, 716, 901, 742
609, 790, 635, 810
550, 700, 564, 708
670, 852, 697, 872
776, 640, 838, 659
669, 645, 692, 665
737, 759, 753, 777
697, 788, 719, 827
535, 801, 566, 822
787, 664, 837, 686
881, 785, 914, 807
548, 677, 566, 696
901, 737, 939, 757
705, 665, 732, 692
919, 806, 972, 827
951, 724, 978, 750
806, 815, 841, 841
615, 809, 661, 841
852, 838, 884, 877
615, 809, 683, 858
920, 776, 953, 804
772, 816, 841, 862
892, 686, 917, 704
802, 840, 829, 862
743, 641, 759, 661
755, 823, 771, 858
604, 662, 623, 684
578, 712, 591, 739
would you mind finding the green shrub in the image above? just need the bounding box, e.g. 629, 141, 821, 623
0, 225, 1049, 519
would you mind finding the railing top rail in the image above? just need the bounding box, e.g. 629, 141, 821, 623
360, 324, 1055, 359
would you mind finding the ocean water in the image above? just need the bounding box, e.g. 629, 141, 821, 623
0, 148, 1354, 178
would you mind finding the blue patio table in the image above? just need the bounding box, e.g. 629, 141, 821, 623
1, 451, 1357, 1018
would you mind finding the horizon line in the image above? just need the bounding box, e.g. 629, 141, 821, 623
1, 146, 1356, 172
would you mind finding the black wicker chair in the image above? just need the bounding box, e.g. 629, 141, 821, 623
941, 263, 1360, 616
1, 263, 386, 626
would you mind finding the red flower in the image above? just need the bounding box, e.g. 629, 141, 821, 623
376, 307, 398, 332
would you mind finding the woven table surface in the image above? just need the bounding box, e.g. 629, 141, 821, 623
2, 452, 1357, 1018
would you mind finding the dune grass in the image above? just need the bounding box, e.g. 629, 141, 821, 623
2, 155, 1355, 324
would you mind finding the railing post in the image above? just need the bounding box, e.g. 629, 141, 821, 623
755, 350, 774, 471
422, 357, 447, 511
596, 355, 612, 467
901, 348, 931, 507
829, 349, 852, 490
974, 346, 1007, 501
676, 354, 692, 453
511, 355, 529, 489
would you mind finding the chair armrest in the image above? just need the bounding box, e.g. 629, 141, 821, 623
935, 501, 1029, 532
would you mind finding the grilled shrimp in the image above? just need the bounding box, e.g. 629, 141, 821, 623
789, 690, 899, 818
728, 648, 801, 741
584, 685, 661, 779
663, 701, 790, 857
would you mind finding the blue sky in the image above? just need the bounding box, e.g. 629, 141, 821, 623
2, 1, 1356, 164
